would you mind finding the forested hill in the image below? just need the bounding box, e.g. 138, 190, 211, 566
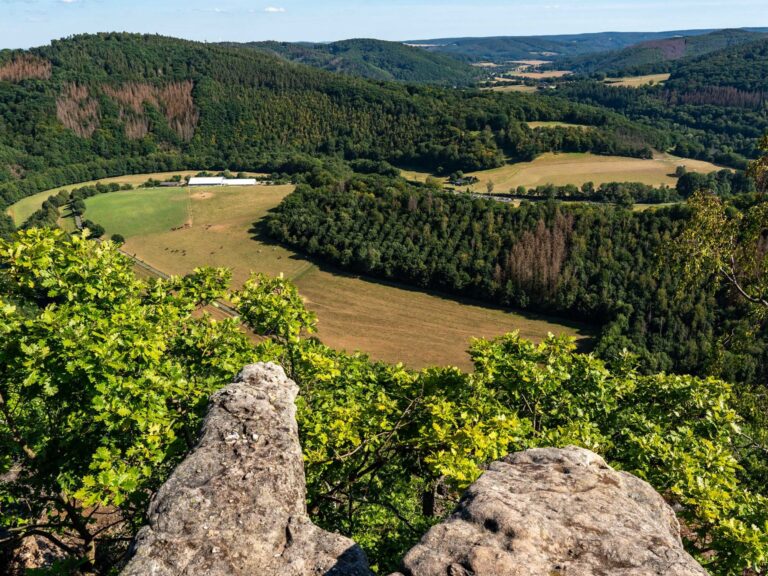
405, 28, 768, 62
562, 29, 768, 76
224, 38, 481, 85
0, 33, 663, 212
667, 37, 768, 93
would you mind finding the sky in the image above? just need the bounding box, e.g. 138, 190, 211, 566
1, 0, 767, 49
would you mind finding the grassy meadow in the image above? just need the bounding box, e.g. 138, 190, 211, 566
63, 184, 589, 369
6, 170, 264, 226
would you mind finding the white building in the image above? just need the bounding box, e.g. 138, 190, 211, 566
189, 177, 225, 186
224, 178, 257, 186
188, 177, 258, 187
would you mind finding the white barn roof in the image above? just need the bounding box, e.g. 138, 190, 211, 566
189, 177, 225, 186
223, 178, 257, 186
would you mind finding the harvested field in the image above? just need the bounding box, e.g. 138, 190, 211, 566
487, 84, 538, 93
527, 121, 591, 129
604, 73, 671, 87
63, 183, 591, 369
404, 152, 726, 192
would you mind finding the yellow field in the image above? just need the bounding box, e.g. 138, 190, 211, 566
487, 84, 538, 93
65, 184, 589, 369
403, 152, 725, 192
604, 73, 671, 88
509, 60, 552, 66
502, 71, 571, 80
5, 170, 264, 226
527, 121, 590, 130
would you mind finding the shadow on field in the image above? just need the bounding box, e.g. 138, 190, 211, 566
248, 215, 597, 353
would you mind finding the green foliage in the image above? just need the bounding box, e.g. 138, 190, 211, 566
674, 192, 768, 324
1, 230, 767, 575
232, 39, 481, 85
0, 230, 263, 570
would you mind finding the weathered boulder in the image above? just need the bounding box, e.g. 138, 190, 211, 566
392, 446, 707, 576
121, 362, 372, 576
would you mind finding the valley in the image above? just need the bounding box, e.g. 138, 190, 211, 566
59, 182, 589, 369
2, 23, 768, 576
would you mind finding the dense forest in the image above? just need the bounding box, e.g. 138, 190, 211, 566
266, 171, 767, 384
667, 37, 768, 93
226, 38, 482, 85
555, 80, 768, 168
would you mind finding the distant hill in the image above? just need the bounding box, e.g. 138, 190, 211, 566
224, 38, 481, 85
404, 29, 768, 62
563, 29, 768, 75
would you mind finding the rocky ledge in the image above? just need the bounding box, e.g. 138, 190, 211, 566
122, 363, 706, 576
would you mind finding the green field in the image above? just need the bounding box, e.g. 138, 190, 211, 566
61, 183, 590, 369
403, 152, 725, 192
84, 188, 191, 236
5, 170, 262, 226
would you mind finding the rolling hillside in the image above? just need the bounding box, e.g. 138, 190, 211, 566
563, 28, 768, 75
226, 38, 481, 85
667, 36, 768, 93
0, 33, 667, 215
405, 29, 768, 62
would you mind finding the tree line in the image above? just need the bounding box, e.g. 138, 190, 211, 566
266, 172, 767, 385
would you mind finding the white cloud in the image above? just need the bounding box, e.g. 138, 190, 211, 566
60, 0, 77, 3
264, 6, 286, 13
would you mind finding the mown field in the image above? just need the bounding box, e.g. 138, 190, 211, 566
487, 84, 538, 93
6, 170, 263, 226
526, 121, 591, 129
64, 184, 590, 369
403, 151, 725, 191
604, 73, 671, 87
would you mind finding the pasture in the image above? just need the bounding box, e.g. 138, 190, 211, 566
70, 183, 590, 369
6, 170, 263, 226
403, 152, 725, 191
604, 73, 671, 87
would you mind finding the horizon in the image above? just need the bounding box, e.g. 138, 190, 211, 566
1, 0, 768, 50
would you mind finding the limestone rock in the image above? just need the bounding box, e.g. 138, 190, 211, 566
394, 446, 707, 576
121, 362, 372, 576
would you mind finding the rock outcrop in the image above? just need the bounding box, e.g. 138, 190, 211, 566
392, 446, 707, 576
122, 363, 706, 576
121, 363, 373, 576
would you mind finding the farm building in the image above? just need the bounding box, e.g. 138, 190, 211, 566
188, 177, 258, 187
189, 177, 225, 186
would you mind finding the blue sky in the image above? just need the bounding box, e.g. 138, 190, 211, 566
1, 0, 767, 49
